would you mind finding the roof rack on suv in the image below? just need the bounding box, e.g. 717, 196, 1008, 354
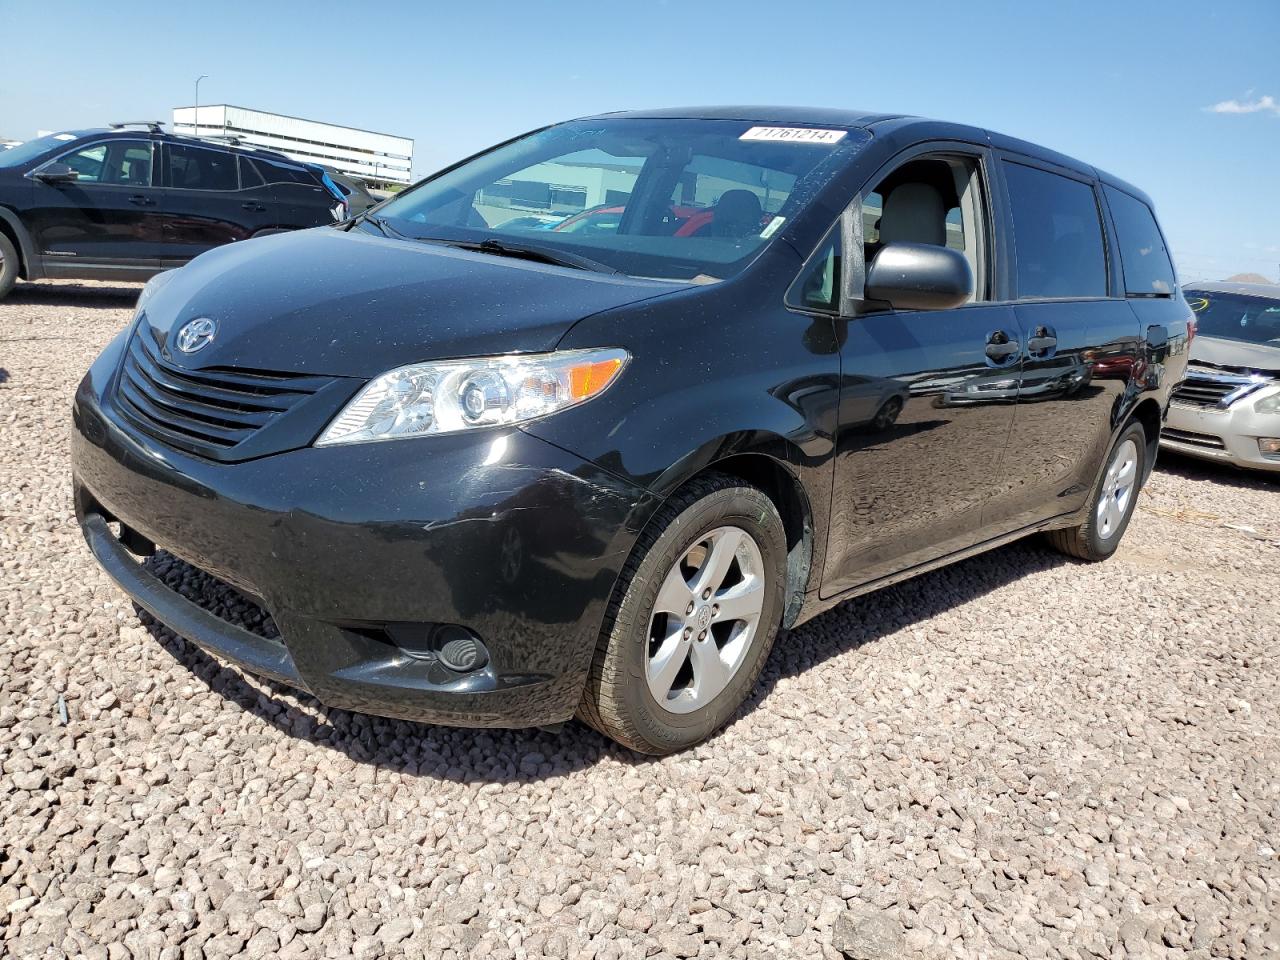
197, 133, 245, 146
109, 121, 165, 133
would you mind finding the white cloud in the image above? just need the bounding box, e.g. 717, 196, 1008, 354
1205, 94, 1280, 115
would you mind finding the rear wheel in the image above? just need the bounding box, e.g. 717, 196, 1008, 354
872, 395, 904, 430
1045, 421, 1146, 561
578, 474, 786, 754
0, 232, 18, 301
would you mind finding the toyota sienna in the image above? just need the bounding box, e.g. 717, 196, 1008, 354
71, 108, 1192, 753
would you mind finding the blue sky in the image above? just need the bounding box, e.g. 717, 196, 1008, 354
1, 0, 1276, 281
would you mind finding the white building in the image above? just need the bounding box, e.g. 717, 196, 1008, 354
172, 104, 413, 188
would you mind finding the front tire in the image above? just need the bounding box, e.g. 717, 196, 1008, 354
1045, 421, 1147, 561
578, 473, 786, 754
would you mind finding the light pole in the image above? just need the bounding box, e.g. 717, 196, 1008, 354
193, 75, 208, 136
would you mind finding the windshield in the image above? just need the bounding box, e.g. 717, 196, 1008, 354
0, 132, 81, 169
1186, 289, 1280, 346
374, 118, 870, 281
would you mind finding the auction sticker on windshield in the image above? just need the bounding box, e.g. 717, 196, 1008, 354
740, 126, 848, 144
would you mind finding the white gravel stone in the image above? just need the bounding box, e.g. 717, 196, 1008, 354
2, 280, 1279, 959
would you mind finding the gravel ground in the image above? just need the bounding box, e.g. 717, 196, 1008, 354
3, 279, 1279, 960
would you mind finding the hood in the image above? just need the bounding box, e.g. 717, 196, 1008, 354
1191, 336, 1280, 379
140, 227, 688, 378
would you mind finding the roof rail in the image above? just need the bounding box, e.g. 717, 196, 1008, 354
167, 129, 294, 163
196, 133, 244, 146
197, 137, 292, 163
109, 121, 165, 133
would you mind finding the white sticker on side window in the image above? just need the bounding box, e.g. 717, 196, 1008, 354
740, 126, 847, 144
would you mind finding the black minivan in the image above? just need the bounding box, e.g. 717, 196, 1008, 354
71, 108, 1192, 753
0, 124, 345, 299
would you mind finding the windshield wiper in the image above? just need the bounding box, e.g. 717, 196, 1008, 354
447, 237, 620, 275
354, 224, 620, 275
349, 212, 400, 238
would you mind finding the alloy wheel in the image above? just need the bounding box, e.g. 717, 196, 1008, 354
645, 525, 765, 714
1096, 438, 1139, 540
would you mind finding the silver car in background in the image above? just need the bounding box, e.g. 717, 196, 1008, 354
1163, 282, 1280, 472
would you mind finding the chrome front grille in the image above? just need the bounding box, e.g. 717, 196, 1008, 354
115, 325, 330, 458
1171, 370, 1268, 409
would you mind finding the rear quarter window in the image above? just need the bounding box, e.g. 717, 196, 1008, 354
1104, 186, 1175, 297
248, 157, 319, 187
238, 155, 266, 189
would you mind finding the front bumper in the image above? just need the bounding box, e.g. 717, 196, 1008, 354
1161, 399, 1280, 473
72, 334, 656, 727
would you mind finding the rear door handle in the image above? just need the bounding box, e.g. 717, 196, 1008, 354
1027, 325, 1058, 357
127, 195, 155, 206
985, 330, 1020, 365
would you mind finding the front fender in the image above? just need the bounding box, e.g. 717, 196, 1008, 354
522, 266, 841, 610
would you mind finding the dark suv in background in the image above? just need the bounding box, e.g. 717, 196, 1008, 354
0, 123, 347, 299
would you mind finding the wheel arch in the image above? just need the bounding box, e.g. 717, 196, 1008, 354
644, 439, 819, 629
1127, 396, 1163, 483
708, 452, 814, 628
0, 206, 38, 280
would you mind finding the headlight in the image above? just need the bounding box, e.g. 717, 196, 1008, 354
135, 269, 177, 315
1253, 387, 1280, 415
316, 347, 628, 446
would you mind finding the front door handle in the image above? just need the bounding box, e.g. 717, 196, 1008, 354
127, 195, 155, 206
241, 201, 266, 211
985, 330, 1020, 365
1027, 325, 1058, 358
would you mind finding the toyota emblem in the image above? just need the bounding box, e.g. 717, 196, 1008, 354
175, 318, 217, 354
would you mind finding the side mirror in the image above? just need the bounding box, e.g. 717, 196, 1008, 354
865, 242, 974, 312
34, 163, 80, 184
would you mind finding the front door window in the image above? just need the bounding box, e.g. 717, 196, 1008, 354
54, 141, 153, 186
862, 155, 987, 303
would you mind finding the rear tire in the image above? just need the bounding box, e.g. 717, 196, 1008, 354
1045, 421, 1147, 561
578, 473, 786, 755
0, 232, 18, 301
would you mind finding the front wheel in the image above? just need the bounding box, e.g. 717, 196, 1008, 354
577, 474, 787, 754
1045, 421, 1147, 561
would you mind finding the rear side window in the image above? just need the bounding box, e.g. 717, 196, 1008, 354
1003, 161, 1107, 299
165, 144, 238, 191
106, 143, 153, 186
1103, 186, 1175, 296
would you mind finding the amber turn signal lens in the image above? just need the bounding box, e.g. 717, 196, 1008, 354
569, 357, 624, 400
